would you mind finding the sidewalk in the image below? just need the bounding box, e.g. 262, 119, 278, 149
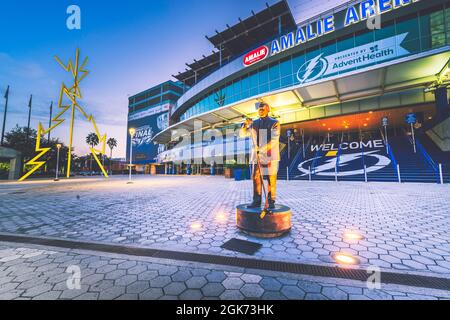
2, 241, 449, 300
1, 176, 449, 276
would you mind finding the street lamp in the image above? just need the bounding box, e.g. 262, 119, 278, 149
128, 128, 136, 184
55, 144, 62, 181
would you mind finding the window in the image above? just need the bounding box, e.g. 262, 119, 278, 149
279, 57, 293, 78
430, 10, 445, 47
268, 62, 280, 82
258, 67, 269, 85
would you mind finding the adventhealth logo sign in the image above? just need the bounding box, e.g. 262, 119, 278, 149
296, 33, 409, 84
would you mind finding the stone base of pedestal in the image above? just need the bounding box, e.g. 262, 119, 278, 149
236, 204, 291, 238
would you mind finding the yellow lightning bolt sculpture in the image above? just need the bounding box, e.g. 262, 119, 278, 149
19, 49, 108, 181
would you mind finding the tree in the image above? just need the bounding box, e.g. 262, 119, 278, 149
42, 138, 75, 175
3, 125, 38, 160
107, 137, 118, 174
85, 132, 99, 172
3, 125, 76, 177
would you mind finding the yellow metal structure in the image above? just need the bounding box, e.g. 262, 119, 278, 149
19, 49, 108, 181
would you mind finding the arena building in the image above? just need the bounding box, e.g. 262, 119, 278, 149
127, 0, 450, 182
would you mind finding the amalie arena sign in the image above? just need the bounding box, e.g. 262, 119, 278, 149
243, 0, 419, 67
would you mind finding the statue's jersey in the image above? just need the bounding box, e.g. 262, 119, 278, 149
240, 116, 281, 164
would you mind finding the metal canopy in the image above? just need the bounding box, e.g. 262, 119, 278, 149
155, 49, 450, 145
173, 50, 233, 87
295, 50, 450, 107
206, 0, 295, 56
173, 0, 296, 87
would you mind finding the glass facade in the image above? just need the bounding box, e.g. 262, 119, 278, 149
180, 5, 450, 122
129, 81, 185, 114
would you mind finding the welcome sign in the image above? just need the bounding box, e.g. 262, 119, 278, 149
296, 33, 409, 84
296, 139, 391, 177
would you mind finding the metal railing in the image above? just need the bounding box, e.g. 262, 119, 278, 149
414, 138, 438, 172
311, 137, 327, 175
386, 143, 398, 169
335, 144, 343, 173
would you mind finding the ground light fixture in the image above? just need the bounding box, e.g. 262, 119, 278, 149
343, 231, 365, 241
333, 253, 360, 266
127, 128, 136, 184
190, 222, 202, 231
215, 212, 228, 223
54, 144, 62, 182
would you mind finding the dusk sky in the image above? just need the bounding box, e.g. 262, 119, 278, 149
0, 0, 277, 157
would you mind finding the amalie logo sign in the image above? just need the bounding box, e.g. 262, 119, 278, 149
243, 46, 268, 67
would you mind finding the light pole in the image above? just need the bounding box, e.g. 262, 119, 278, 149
382, 117, 389, 154
128, 128, 136, 184
287, 130, 292, 160
55, 144, 62, 181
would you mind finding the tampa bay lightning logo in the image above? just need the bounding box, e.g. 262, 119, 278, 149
297, 151, 391, 177
296, 53, 328, 84
157, 113, 169, 131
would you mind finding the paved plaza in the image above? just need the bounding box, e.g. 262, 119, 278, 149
1, 241, 450, 300
0, 175, 450, 299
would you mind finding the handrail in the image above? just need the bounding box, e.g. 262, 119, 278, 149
386, 142, 400, 182
360, 140, 366, 172
288, 147, 302, 173
336, 143, 343, 173
387, 143, 398, 168
311, 136, 327, 175
289, 136, 312, 173
414, 137, 438, 172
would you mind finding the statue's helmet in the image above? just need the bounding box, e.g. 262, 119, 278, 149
255, 102, 270, 110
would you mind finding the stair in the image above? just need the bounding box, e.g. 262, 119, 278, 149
417, 133, 450, 183
389, 136, 439, 183
276, 133, 448, 184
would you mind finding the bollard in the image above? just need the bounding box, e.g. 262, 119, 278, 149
335, 165, 338, 182
439, 163, 444, 185
309, 166, 311, 182
287, 166, 289, 181
397, 164, 401, 183
364, 165, 367, 183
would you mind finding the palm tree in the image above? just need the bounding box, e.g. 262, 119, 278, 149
86, 132, 99, 172
107, 137, 118, 175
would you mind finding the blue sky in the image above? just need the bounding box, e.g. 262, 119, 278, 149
0, 0, 276, 157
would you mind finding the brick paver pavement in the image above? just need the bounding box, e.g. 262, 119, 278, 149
1, 241, 450, 300
0, 175, 449, 278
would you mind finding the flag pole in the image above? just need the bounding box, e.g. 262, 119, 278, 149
48, 101, 53, 142
1, 85, 9, 146
27, 94, 33, 142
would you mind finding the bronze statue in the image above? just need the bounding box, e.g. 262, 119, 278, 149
240, 102, 280, 211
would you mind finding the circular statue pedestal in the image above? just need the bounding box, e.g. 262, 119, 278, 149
236, 204, 291, 238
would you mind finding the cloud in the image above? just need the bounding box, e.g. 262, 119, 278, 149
0, 53, 46, 80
